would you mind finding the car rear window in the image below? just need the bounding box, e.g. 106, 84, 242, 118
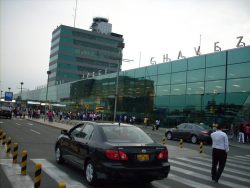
102, 126, 154, 143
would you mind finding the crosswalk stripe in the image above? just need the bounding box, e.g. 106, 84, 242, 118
168, 174, 215, 188
229, 156, 250, 162
151, 181, 171, 188
227, 158, 250, 166
177, 157, 250, 177
233, 155, 250, 160
169, 159, 250, 183
171, 164, 249, 188
195, 156, 250, 166
31, 159, 86, 188
196, 156, 250, 168
193, 157, 250, 169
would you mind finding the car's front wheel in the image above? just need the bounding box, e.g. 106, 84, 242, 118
55, 146, 64, 164
166, 132, 173, 140
85, 160, 98, 185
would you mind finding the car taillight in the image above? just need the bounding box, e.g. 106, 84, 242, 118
105, 149, 128, 161
201, 131, 209, 134
157, 149, 168, 160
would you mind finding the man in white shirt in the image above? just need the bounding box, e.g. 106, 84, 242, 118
211, 123, 229, 183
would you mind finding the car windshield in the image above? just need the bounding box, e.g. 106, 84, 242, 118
102, 125, 154, 143
0, 107, 10, 111
198, 124, 211, 130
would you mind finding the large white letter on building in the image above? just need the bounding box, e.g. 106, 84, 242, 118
236, 36, 245, 47
177, 51, 185, 59
163, 54, 171, 62
214, 42, 221, 52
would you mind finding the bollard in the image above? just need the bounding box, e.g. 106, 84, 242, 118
6, 137, 11, 154
162, 137, 166, 145
199, 142, 203, 154
21, 150, 28, 175
34, 163, 42, 188
179, 139, 183, 148
58, 182, 66, 188
13, 143, 18, 163
0, 129, 3, 143
2, 133, 6, 146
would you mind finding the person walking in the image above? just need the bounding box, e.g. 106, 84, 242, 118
211, 123, 229, 183
238, 123, 245, 143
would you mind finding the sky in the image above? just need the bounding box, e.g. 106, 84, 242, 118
0, 0, 250, 94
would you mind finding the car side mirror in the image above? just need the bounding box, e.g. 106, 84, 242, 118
61, 129, 68, 135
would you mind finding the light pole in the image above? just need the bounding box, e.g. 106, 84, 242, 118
0, 90, 3, 106
113, 42, 135, 122
20, 82, 24, 100
113, 58, 134, 122
44, 70, 51, 121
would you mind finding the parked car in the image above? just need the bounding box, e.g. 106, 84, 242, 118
0, 106, 12, 119
55, 121, 170, 185
165, 123, 213, 144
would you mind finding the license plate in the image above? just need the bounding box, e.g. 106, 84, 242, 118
137, 154, 149, 161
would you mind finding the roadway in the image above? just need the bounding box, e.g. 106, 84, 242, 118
0, 117, 250, 188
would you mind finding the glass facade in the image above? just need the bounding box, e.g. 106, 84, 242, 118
48, 25, 124, 86
65, 46, 250, 127
23, 46, 250, 128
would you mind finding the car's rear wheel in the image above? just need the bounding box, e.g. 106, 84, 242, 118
191, 135, 198, 144
166, 132, 173, 140
85, 160, 98, 185
55, 146, 64, 164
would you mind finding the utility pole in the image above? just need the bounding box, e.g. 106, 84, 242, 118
73, 0, 78, 27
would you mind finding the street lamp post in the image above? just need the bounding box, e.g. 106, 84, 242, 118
0, 90, 3, 106
44, 70, 51, 122
113, 42, 135, 122
20, 82, 24, 100
113, 58, 121, 122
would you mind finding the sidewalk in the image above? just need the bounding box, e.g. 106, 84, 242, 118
26, 117, 250, 150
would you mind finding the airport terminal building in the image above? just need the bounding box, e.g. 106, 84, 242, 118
20, 45, 250, 126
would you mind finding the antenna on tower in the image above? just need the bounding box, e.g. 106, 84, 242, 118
199, 34, 202, 48
73, 0, 78, 27
194, 34, 202, 56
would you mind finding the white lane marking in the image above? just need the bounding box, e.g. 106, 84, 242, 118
151, 181, 171, 188
233, 155, 250, 160
192, 156, 250, 170
195, 156, 250, 166
178, 157, 250, 176
0, 121, 3, 124
16, 123, 22, 126
31, 159, 86, 188
27, 123, 33, 126
168, 174, 214, 188
229, 156, 250, 163
169, 159, 250, 183
30, 129, 40, 135
172, 165, 249, 188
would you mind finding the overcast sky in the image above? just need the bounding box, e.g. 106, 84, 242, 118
0, 0, 250, 94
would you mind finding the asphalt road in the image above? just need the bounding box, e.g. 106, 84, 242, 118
1, 118, 250, 188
